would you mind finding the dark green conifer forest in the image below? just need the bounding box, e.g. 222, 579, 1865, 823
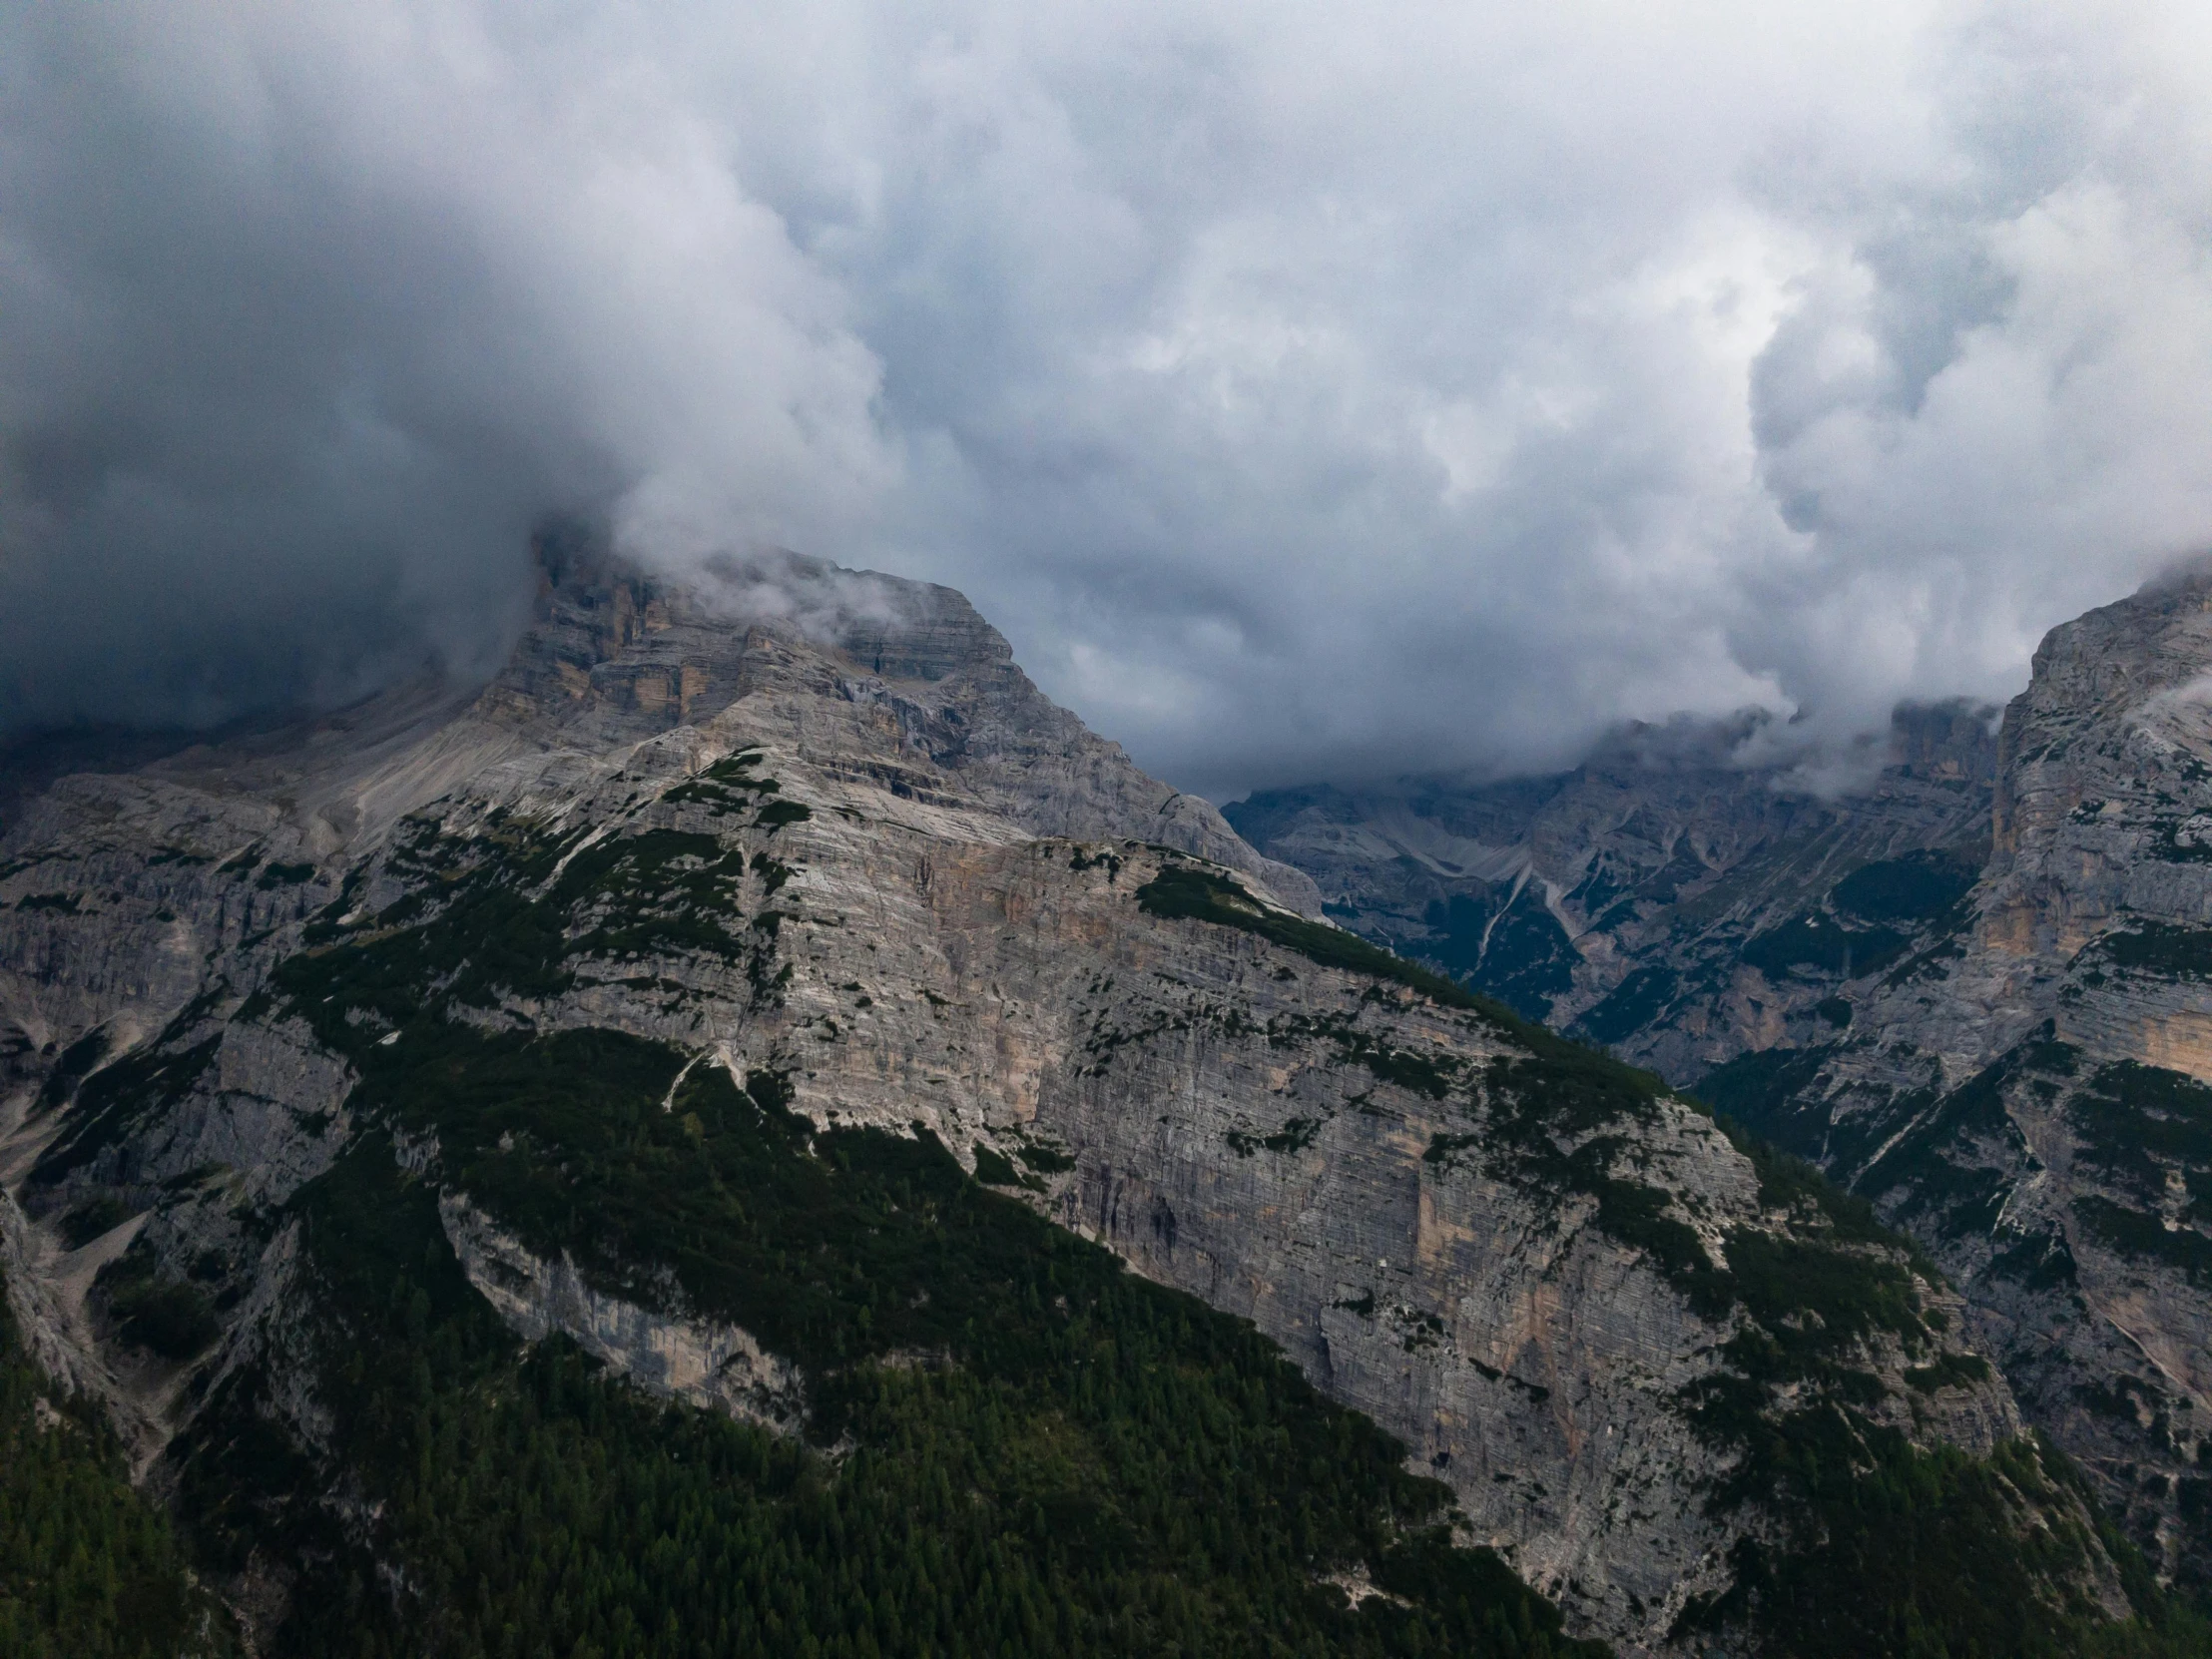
0, 1269, 233, 1657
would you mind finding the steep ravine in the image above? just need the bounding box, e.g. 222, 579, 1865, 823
0, 546, 2186, 1656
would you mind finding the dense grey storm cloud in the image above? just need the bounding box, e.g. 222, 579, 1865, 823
5, 1, 2212, 798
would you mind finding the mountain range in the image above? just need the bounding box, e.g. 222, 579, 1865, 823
2, 539, 2206, 1657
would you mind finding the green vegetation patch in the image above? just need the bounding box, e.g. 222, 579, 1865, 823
1580, 1169, 1732, 1319
1858, 1043, 2072, 1243
661, 751, 782, 816
2070, 1062, 2212, 1219
1744, 1139, 1900, 1246
58, 1197, 139, 1250
35, 1024, 113, 1109
1675, 1430, 2205, 1658
1016, 1142, 1077, 1175
269, 814, 791, 1039
1722, 1230, 1926, 1364
2094, 923, 2212, 980
1740, 912, 1910, 980
973, 1141, 1042, 1190
2073, 1196, 2212, 1289
1411, 888, 1576, 1023
1483, 1047, 1669, 1143
0, 1264, 236, 1657
1136, 864, 1491, 1014
32, 1036, 220, 1187
1987, 1228, 2081, 1290
756, 798, 815, 831
92, 1244, 221, 1361
1830, 850, 1980, 925
1326, 1020, 1464, 1099
1574, 965, 1677, 1045
562, 830, 755, 964
1227, 1117, 1324, 1158
1906, 1353, 1994, 1394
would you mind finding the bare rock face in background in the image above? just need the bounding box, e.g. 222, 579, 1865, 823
1238, 570, 2212, 1594
0, 542, 2141, 1653
1226, 701, 1998, 1074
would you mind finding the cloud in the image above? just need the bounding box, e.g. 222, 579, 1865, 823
0, 0, 894, 731
4, 0, 2211, 800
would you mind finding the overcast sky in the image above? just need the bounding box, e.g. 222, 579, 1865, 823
6, 1, 2212, 800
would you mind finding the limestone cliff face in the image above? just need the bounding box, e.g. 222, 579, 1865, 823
489, 536, 1324, 914
0, 547, 2099, 1653
441, 1193, 805, 1431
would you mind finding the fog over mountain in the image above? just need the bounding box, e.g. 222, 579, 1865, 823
5, 0, 2212, 797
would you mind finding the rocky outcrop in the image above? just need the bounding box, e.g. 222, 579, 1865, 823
1696, 571, 2212, 1592
441, 1193, 804, 1431
493, 532, 1325, 914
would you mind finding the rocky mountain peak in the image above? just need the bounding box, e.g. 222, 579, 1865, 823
1992, 562, 2212, 868
485, 531, 1003, 735
1889, 697, 2000, 785
504, 528, 1015, 724
475, 530, 1327, 914
2021, 560, 2212, 718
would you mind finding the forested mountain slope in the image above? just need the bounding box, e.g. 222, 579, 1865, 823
0, 541, 2191, 1656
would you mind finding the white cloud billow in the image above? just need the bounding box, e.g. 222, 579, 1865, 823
4, 0, 2210, 798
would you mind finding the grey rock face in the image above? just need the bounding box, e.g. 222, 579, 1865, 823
490, 534, 1326, 914
442, 1193, 805, 1431
1228, 701, 1996, 1073
770, 829, 1991, 1639
1721, 573, 2212, 1590
0, 545, 2094, 1653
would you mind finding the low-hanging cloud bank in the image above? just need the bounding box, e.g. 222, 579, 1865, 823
4, 1, 2211, 798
